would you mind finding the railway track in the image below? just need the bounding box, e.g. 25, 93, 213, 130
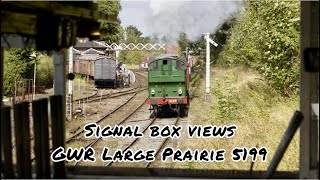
145, 117, 181, 168
73, 71, 148, 104
104, 116, 181, 168
73, 88, 98, 102
68, 69, 182, 168
26, 71, 149, 163
74, 86, 141, 104
66, 86, 146, 143
29, 86, 147, 163
12, 83, 142, 152
67, 71, 148, 128
103, 116, 158, 167
71, 90, 148, 167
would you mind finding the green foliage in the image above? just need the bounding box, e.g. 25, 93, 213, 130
190, 73, 202, 87
98, 0, 121, 15
177, 17, 235, 62
118, 51, 146, 65
213, 75, 241, 120
117, 25, 162, 65
177, 32, 204, 57
3, 49, 35, 96
177, 32, 190, 53
125, 25, 142, 42
219, 1, 300, 96
210, 17, 236, 63
3, 49, 55, 95
98, 0, 123, 43
125, 25, 151, 44
36, 54, 54, 87
73, 75, 95, 89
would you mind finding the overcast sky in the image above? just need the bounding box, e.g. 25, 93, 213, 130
119, 0, 242, 41
119, 1, 151, 36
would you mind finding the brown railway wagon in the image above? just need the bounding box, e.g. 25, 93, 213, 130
73, 59, 95, 77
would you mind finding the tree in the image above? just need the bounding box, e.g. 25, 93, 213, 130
177, 32, 190, 53
3, 49, 35, 96
210, 17, 235, 63
36, 54, 54, 87
98, 0, 123, 43
125, 25, 146, 43
219, 1, 300, 95
118, 51, 146, 65
118, 25, 156, 65
177, 16, 235, 62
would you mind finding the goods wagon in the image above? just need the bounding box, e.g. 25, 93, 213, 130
74, 59, 95, 77
73, 56, 131, 88
94, 57, 117, 88
146, 54, 189, 117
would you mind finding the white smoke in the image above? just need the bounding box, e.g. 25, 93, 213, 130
145, 0, 243, 42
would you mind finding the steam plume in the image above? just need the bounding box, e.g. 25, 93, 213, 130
145, 0, 242, 42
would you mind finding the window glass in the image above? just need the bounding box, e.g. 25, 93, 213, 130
162, 59, 172, 71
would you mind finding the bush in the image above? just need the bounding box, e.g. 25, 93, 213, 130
3, 49, 34, 96
219, 1, 300, 96
213, 75, 241, 120
36, 54, 54, 87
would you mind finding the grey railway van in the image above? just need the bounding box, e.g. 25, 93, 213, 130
94, 57, 117, 88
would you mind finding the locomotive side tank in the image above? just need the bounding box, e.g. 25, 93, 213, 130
146, 54, 189, 117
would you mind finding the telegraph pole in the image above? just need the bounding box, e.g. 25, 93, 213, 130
203, 33, 218, 101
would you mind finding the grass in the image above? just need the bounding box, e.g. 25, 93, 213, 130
45, 76, 95, 100
177, 65, 299, 171
72, 77, 95, 100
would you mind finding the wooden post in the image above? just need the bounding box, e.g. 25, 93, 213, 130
32, 98, 50, 178
14, 101, 32, 178
52, 50, 67, 177
300, 1, 319, 178
53, 50, 66, 96
50, 95, 66, 178
1, 106, 14, 178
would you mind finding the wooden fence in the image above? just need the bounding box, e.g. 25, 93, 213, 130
1, 95, 66, 178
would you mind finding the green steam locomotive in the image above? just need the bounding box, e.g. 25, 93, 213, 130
146, 54, 190, 117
